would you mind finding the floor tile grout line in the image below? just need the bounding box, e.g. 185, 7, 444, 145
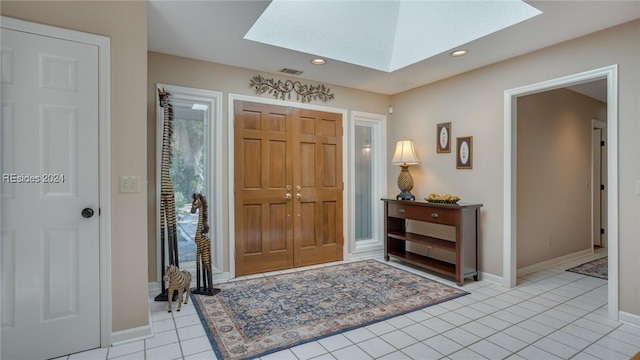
375, 257, 615, 358
418, 271, 609, 358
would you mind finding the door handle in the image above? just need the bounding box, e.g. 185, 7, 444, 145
82, 208, 95, 218
284, 193, 292, 200
296, 193, 302, 200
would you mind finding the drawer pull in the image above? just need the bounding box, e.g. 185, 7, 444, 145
431, 213, 439, 218
398, 209, 406, 213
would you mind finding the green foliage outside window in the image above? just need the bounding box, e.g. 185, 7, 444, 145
170, 114, 206, 221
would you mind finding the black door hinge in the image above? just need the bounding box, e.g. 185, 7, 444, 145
600, 140, 605, 146
601, 184, 605, 190
600, 228, 605, 234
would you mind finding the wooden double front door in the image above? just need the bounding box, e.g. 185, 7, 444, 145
234, 101, 343, 275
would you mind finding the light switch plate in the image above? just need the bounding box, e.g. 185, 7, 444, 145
120, 176, 140, 193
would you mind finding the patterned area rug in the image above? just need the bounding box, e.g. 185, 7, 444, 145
567, 257, 608, 279
191, 260, 468, 360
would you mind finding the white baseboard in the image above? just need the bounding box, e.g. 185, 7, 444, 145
619, 311, 640, 328
517, 248, 593, 277
213, 272, 231, 282
479, 272, 504, 286
111, 308, 153, 346
347, 249, 384, 261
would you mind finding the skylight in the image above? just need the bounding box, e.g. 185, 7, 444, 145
245, 0, 542, 73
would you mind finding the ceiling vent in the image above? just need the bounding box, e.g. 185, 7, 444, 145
280, 68, 304, 76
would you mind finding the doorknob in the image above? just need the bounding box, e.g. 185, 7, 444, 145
295, 185, 301, 192
295, 193, 302, 200
284, 193, 292, 200
81, 208, 94, 218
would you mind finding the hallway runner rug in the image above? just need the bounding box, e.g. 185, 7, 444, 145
566, 257, 608, 279
191, 259, 468, 360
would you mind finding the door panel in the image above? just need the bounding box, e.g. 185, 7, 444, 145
1, 27, 100, 360
235, 102, 294, 275
293, 109, 343, 267
235, 102, 343, 275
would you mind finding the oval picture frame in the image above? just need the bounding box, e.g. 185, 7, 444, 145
456, 136, 473, 169
436, 122, 451, 153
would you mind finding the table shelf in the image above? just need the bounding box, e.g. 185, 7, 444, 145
383, 199, 482, 286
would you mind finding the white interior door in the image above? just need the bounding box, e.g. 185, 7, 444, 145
1, 27, 101, 359
592, 120, 607, 249
592, 127, 603, 247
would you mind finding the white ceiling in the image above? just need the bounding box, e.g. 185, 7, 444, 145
148, 1, 640, 95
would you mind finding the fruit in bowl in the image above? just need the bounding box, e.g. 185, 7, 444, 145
425, 193, 460, 204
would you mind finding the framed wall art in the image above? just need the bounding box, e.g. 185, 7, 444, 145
456, 136, 473, 169
436, 122, 451, 153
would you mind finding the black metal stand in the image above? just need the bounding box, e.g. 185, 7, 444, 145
191, 261, 220, 297
155, 221, 180, 302
191, 288, 221, 296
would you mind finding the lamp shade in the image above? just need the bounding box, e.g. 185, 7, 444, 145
391, 138, 420, 165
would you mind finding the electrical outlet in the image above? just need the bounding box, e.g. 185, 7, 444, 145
119, 176, 140, 193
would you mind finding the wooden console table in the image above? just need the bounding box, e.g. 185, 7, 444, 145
382, 199, 482, 286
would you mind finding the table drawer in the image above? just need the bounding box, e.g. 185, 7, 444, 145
387, 202, 458, 225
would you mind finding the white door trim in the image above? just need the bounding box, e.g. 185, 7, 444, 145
154, 84, 224, 278
503, 65, 618, 320
1, 16, 112, 345
349, 111, 387, 258
227, 94, 349, 279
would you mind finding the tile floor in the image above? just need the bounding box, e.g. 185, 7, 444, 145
59, 250, 640, 360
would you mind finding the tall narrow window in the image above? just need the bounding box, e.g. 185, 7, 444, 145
171, 100, 208, 276
355, 125, 373, 240
351, 112, 385, 256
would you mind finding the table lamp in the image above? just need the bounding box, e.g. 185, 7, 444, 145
391, 137, 420, 200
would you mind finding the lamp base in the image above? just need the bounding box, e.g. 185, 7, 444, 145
396, 191, 415, 201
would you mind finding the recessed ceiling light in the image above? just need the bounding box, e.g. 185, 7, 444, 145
450, 49, 469, 57
311, 58, 326, 65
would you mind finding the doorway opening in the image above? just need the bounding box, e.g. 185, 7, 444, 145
503, 65, 619, 320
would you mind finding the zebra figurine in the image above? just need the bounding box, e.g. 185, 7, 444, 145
163, 264, 191, 313
190, 193, 214, 294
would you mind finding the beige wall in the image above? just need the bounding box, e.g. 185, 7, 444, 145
1, 1, 150, 332
390, 20, 640, 315
147, 51, 391, 281
516, 88, 607, 269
